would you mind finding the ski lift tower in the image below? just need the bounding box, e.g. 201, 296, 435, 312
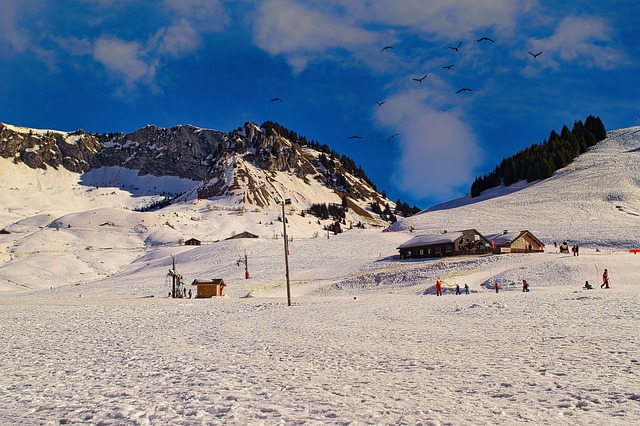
167, 255, 184, 298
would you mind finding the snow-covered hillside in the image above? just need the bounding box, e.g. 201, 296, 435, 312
1, 127, 640, 425
393, 127, 640, 247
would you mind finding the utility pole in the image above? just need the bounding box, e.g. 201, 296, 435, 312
280, 198, 292, 306
171, 255, 176, 298
237, 249, 250, 279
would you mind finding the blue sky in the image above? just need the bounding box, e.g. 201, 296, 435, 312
1, 0, 638, 208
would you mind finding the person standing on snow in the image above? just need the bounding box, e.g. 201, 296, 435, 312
435, 280, 443, 296
464, 283, 470, 294
522, 279, 530, 292
601, 269, 610, 288
455, 284, 461, 295
494, 282, 500, 293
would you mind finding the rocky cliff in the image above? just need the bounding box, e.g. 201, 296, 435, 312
0, 121, 388, 214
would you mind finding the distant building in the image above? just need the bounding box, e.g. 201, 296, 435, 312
397, 229, 491, 259
225, 231, 259, 240
184, 238, 201, 246
192, 278, 226, 298
485, 230, 545, 253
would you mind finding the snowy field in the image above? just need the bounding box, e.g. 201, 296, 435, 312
1, 127, 640, 424
2, 242, 640, 425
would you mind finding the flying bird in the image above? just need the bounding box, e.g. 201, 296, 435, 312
376, 101, 385, 107
381, 46, 393, 52
528, 51, 543, 58
347, 135, 362, 139
477, 37, 494, 42
449, 42, 462, 52
270, 97, 283, 102
456, 88, 472, 93
387, 133, 400, 142
412, 74, 428, 82
443, 64, 455, 70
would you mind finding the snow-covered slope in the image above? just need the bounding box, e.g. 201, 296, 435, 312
392, 127, 640, 247
2, 128, 640, 425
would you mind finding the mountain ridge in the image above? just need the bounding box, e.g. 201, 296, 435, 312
0, 121, 395, 226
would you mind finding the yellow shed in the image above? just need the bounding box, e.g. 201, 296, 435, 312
192, 278, 226, 298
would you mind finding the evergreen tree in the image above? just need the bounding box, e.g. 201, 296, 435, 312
470, 115, 607, 197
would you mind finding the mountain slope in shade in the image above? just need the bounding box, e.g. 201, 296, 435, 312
391, 127, 640, 247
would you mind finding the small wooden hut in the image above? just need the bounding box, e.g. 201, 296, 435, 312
185, 238, 201, 246
192, 278, 226, 298
485, 230, 545, 253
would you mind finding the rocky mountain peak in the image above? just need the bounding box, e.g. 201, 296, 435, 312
0, 121, 391, 221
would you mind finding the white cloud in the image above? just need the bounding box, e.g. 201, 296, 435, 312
55, 37, 93, 56
93, 36, 156, 87
343, 0, 538, 38
525, 15, 627, 72
155, 19, 201, 57
164, 0, 229, 30
252, 0, 380, 71
251, 0, 538, 71
151, 0, 229, 58
375, 89, 481, 200
88, 1, 228, 89
0, 0, 28, 52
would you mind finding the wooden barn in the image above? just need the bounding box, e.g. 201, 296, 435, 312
226, 231, 259, 240
184, 238, 201, 246
192, 278, 226, 298
485, 230, 545, 253
397, 229, 491, 259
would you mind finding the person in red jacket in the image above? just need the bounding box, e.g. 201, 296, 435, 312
494, 282, 500, 293
601, 269, 610, 288
435, 280, 443, 296
522, 279, 529, 292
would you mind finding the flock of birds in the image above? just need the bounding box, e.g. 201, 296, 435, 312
269, 35, 544, 142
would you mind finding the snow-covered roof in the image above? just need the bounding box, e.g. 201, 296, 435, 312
484, 231, 522, 246
484, 230, 544, 247
191, 278, 225, 285
397, 232, 463, 249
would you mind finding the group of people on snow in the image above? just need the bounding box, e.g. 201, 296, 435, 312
435, 280, 470, 296
168, 287, 193, 298
553, 241, 582, 256
435, 269, 610, 295
584, 268, 610, 290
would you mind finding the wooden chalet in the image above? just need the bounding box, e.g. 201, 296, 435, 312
485, 230, 545, 253
226, 231, 259, 240
184, 238, 201, 246
397, 229, 491, 259
192, 278, 226, 298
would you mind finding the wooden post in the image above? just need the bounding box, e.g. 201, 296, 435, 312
171, 255, 176, 298
244, 250, 250, 279
282, 199, 292, 306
